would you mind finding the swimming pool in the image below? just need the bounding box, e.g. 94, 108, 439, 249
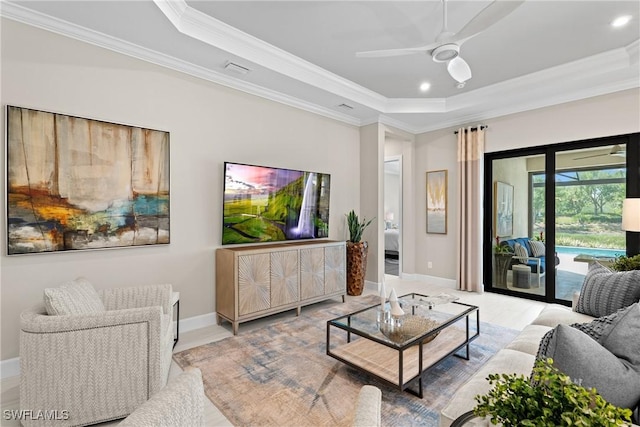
556, 246, 625, 258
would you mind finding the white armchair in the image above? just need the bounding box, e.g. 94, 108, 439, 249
119, 368, 205, 427
20, 283, 174, 426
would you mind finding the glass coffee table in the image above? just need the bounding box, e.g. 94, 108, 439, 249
326, 293, 479, 398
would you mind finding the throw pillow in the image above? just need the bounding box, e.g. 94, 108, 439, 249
571, 303, 636, 343
513, 242, 528, 259
598, 302, 640, 366
44, 277, 105, 315
575, 262, 640, 317
528, 239, 545, 257
536, 324, 640, 409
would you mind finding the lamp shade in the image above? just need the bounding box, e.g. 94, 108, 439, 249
622, 198, 640, 232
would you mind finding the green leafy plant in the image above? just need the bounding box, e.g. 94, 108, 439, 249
474, 358, 632, 426
493, 236, 513, 255
610, 254, 640, 272
346, 210, 373, 243
533, 231, 545, 242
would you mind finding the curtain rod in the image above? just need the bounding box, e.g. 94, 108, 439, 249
454, 125, 488, 134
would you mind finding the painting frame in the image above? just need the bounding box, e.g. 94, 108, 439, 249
6, 105, 170, 255
494, 181, 514, 237
426, 169, 447, 234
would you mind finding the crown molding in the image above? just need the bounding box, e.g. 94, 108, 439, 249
413, 79, 640, 134
626, 38, 640, 66
152, 0, 388, 112
446, 43, 639, 113
376, 115, 422, 134
2, 1, 638, 135
384, 98, 446, 114
0, 1, 362, 127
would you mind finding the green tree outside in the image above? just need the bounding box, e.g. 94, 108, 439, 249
531, 168, 626, 249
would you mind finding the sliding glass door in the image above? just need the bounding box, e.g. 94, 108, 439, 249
552, 148, 627, 301
484, 133, 639, 305
490, 153, 547, 300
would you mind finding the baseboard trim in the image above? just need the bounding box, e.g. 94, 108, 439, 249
175, 312, 218, 334
417, 273, 458, 289
397, 273, 458, 289
1, 357, 20, 380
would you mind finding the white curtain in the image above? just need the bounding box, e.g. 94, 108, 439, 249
456, 127, 485, 292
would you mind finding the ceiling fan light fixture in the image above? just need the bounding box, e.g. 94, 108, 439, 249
447, 56, 472, 83
431, 44, 459, 63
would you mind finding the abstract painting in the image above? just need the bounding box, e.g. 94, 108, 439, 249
6, 106, 170, 254
426, 170, 447, 234
494, 181, 513, 237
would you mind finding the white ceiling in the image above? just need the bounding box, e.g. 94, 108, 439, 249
2, 0, 639, 133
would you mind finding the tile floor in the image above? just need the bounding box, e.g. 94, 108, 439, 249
1, 275, 548, 426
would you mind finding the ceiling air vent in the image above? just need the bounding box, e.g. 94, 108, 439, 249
337, 103, 354, 110
224, 61, 250, 75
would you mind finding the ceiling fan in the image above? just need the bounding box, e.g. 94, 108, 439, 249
573, 145, 627, 160
355, 0, 524, 86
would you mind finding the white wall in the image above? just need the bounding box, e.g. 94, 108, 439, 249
359, 123, 384, 282
0, 20, 361, 360
414, 128, 459, 280
493, 158, 529, 239
414, 88, 640, 282
485, 89, 640, 152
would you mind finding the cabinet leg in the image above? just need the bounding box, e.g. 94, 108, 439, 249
232, 321, 239, 336
216, 314, 222, 326
342, 294, 346, 303
296, 306, 301, 316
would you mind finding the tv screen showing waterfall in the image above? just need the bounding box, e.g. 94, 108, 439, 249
222, 162, 331, 245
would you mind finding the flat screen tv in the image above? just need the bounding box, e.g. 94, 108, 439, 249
222, 162, 330, 245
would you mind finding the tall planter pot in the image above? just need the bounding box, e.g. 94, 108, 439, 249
346, 241, 369, 296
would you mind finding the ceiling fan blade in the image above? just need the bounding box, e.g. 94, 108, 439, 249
356, 42, 440, 58
573, 153, 608, 160
610, 144, 626, 155
447, 56, 472, 83
452, 1, 524, 45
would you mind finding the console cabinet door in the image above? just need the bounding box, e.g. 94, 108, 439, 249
238, 253, 271, 316
324, 245, 346, 294
270, 250, 299, 308
300, 248, 324, 300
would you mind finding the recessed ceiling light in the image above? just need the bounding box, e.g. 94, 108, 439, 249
419, 82, 431, 92
611, 15, 632, 28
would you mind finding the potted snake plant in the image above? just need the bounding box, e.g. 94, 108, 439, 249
345, 210, 373, 296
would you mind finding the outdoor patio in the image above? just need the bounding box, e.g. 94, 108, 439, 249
504, 252, 598, 301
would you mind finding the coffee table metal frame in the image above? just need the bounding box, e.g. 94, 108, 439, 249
326, 293, 479, 398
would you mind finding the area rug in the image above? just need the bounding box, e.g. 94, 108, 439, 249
173, 295, 519, 427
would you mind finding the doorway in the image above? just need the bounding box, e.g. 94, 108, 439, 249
384, 157, 402, 276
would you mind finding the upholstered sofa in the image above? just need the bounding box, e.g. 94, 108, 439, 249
440, 291, 640, 426
500, 237, 560, 287
20, 280, 175, 426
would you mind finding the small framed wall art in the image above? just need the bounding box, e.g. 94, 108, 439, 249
426, 169, 448, 234
6, 106, 170, 255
